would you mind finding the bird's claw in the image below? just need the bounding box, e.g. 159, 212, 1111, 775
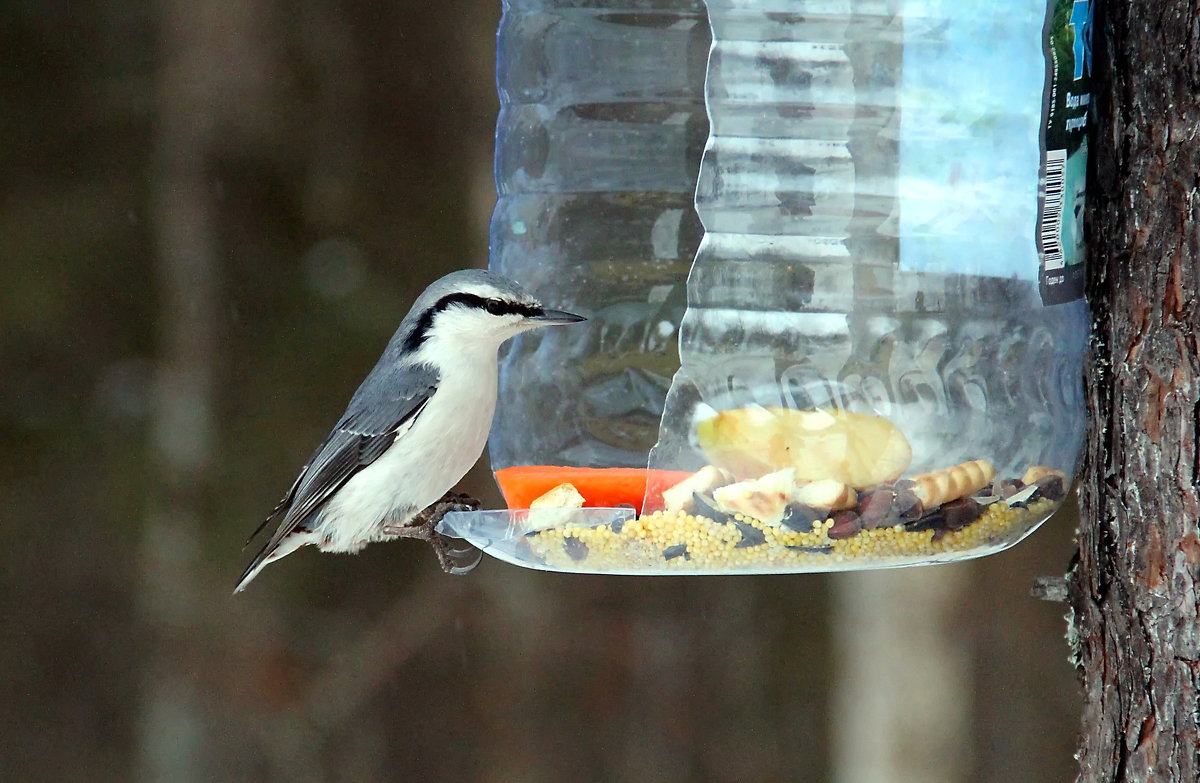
444, 544, 483, 575
427, 531, 480, 575
435, 491, 482, 515
383, 492, 484, 575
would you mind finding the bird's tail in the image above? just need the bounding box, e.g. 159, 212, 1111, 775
233, 533, 310, 594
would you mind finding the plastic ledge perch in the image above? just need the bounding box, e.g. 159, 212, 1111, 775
437, 499, 1057, 576
438, 508, 636, 572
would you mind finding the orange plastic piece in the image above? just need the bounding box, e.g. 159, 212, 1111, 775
494, 466, 693, 514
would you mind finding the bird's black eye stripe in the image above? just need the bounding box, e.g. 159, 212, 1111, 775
480, 296, 542, 318
402, 292, 544, 351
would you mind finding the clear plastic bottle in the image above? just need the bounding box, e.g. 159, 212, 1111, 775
488, 0, 711, 471
650, 0, 1090, 483
444, 0, 1092, 575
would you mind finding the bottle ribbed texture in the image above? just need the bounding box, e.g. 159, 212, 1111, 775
490, 0, 711, 469
648, 0, 1086, 486
488, 0, 1086, 499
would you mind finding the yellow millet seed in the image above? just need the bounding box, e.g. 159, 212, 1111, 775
522, 494, 1058, 573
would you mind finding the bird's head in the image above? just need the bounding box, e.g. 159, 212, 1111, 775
400, 269, 585, 355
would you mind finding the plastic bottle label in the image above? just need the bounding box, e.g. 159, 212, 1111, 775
897, 2, 1046, 284
896, 0, 1091, 303
1038, 0, 1092, 304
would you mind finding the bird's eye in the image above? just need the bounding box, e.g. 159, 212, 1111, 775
485, 299, 506, 316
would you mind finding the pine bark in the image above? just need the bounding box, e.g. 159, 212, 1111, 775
1069, 0, 1200, 780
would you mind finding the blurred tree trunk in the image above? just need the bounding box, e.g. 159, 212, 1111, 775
139, 1, 280, 779
1069, 0, 1200, 780
831, 569, 972, 783
138, 1, 221, 776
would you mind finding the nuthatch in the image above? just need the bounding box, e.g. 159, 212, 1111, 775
235, 269, 584, 592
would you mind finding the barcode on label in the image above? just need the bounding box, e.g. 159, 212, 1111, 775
1039, 148, 1067, 271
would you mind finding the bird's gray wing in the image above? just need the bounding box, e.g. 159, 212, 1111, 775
241, 363, 440, 575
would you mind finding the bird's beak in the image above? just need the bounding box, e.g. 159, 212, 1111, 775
530, 309, 586, 325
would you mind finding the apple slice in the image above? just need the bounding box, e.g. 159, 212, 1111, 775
696, 406, 912, 489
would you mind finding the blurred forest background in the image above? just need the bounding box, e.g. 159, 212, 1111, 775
2, 1, 1084, 781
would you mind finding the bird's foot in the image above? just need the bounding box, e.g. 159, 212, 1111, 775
428, 491, 483, 516
382, 492, 483, 575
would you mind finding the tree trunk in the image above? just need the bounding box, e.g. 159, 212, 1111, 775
832, 569, 973, 783
139, 1, 280, 778
138, 3, 219, 774
1069, 0, 1200, 780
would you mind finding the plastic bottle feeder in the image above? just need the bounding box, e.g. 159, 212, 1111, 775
439, 0, 1093, 575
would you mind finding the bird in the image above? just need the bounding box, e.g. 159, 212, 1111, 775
234, 269, 586, 593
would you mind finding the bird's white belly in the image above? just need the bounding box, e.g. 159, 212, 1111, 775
313, 366, 497, 553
